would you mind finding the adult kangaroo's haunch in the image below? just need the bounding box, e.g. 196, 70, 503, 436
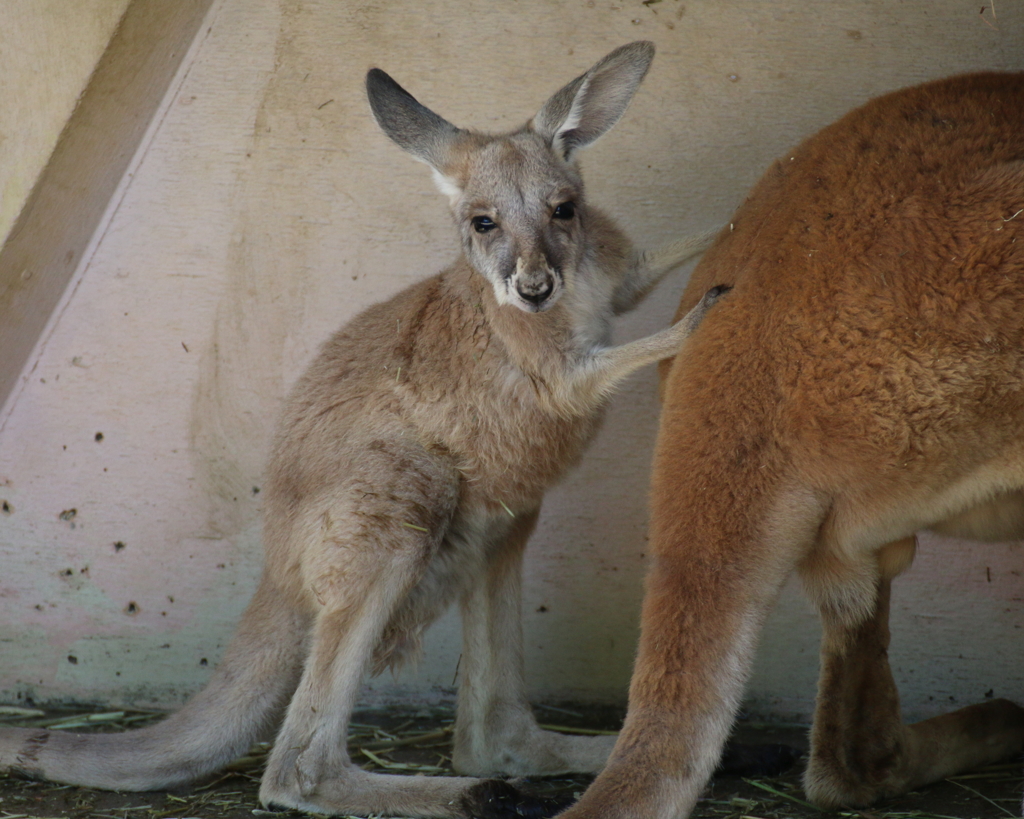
0, 43, 727, 818
558, 73, 1024, 819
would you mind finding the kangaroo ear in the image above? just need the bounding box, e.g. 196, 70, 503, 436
532, 41, 655, 161
366, 69, 463, 172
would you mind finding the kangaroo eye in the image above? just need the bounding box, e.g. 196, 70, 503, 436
472, 216, 497, 234
553, 201, 576, 220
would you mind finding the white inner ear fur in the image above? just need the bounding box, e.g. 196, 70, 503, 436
553, 77, 590, 157
431, 168, 463, 205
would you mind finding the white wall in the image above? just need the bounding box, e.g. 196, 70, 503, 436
1, 0, 1022, 720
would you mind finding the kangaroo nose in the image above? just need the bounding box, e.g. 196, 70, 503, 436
516, 279, 554, 305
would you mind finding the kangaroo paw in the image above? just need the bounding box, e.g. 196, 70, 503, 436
717, 740, 803, 777
460, 779, 574, 819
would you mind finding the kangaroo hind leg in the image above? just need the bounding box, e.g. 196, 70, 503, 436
453, 508, 615, 778
258, 446, 479, 818
804, 536, 1024, 808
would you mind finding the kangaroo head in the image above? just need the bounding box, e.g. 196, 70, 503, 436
366, 42, 654, 313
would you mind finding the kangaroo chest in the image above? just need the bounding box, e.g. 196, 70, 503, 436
405, 361, 604, 513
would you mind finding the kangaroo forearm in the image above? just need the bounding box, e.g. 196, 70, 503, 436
613, 226, 723, 314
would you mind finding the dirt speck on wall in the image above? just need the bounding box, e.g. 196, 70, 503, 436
1, 0, 1023, 714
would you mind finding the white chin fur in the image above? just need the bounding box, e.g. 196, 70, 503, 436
491, 283, 518, 308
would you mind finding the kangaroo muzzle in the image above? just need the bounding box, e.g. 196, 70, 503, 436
511, 257, 562, 312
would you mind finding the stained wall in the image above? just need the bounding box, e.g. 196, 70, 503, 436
1, 0, 1022, 719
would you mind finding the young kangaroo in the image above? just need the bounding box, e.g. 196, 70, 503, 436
556, 72, 1024, 819
0, 42, 726, 818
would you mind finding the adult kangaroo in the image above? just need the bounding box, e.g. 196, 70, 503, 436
0, 42, 728, 818
558, 72, 1024, 819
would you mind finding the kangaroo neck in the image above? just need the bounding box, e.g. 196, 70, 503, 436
455, 257, 579, 378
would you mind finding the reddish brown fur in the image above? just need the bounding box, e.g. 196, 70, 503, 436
563, 73, 1024, 819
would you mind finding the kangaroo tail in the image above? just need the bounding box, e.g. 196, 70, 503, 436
0, 580, 306, 790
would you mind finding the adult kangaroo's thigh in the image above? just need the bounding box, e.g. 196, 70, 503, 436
556, 317, 827, 819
